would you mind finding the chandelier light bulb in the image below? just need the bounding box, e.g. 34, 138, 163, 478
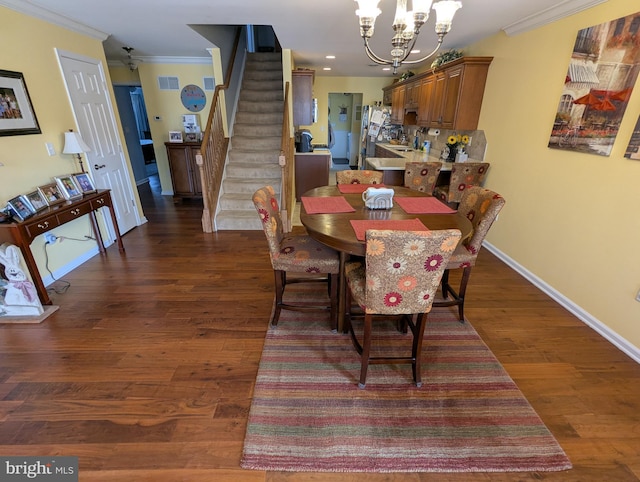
393, 0, 408, 28
433, 0, 462, 33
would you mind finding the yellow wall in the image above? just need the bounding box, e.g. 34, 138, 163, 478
466, 0, 640, 349
110, 62, 215, 195
0, 7, 134, 281
301, 76, 389, 144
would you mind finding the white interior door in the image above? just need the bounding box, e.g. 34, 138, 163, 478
56, 49, 139, 236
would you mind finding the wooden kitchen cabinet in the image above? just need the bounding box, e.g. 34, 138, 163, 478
295, 151, 330, 200
427, 58, 491, 130
292, 69, 315, 126
165, 142, 203, 198
383, 57, 492, 131
404, 81, 420, 111
389, 84, 406, 124
416, 76, 435, 126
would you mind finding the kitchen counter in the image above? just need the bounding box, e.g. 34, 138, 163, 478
367, 144, 460, 186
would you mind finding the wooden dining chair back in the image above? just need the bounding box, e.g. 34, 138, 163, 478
344, 228, 462, 388
433, 162, 490, 206
434, 186, 505, 322
404, 161, 443, 194
252, 186, 340, 330
335, 170, 383, 185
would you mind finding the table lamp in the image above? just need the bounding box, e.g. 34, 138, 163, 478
62, 129, 91, 173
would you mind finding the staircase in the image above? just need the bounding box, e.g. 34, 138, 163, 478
215, 52, 284, 230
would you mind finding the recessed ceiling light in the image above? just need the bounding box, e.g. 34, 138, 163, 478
326, 55, 336, 59
323, 67, 332, 71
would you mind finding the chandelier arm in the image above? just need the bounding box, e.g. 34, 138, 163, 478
363, 37, 393, 65
397, 36, 445, 65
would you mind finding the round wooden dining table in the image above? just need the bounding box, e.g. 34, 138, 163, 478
299, 185, 473, 331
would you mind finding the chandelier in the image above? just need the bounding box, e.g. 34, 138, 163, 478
355, 0, 462, 74
121, 47, 141, 71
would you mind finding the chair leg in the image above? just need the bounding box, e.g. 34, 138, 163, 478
270, 270, 285, 327
456, 266, 472, 323
411, 313, 428, 387
441, 269, 450, 299
329, 272, 339, 332
358, 313, 373, 389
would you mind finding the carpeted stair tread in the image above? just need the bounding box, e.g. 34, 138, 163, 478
216, 210, 265, 230
215, 52, 284, 230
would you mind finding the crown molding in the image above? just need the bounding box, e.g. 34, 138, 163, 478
0, 0, 108, 40
502, 0, 608, 36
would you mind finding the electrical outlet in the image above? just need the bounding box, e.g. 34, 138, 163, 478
44, 233, 57, 244
45, 142, 56, 156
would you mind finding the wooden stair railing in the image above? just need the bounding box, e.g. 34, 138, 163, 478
195, 28, 241, 233
280, 81, 295, 232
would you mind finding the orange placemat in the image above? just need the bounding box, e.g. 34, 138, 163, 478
395, 196, 457, 214
350, 218, 428, 241
337, 183, 385, 194
301, 196, 356, 214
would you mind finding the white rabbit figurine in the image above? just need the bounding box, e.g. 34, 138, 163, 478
0, 243, 44, 317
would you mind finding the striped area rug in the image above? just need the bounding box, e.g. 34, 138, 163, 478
241, 289, 572, 473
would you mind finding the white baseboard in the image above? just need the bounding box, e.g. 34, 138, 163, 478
41, 239, 112, 287
484, 242, 640, 364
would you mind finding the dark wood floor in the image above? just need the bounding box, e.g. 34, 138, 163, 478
1, 178, 639, 481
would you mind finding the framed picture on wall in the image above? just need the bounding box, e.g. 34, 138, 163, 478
0, 69, 41, 137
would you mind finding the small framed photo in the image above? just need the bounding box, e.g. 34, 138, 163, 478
169, 130, 183, 143
24, 190, 48, 212
185, 132, 198, 142
73, 172, 96, 194
7, 195, 35, 221
55, 175, 83, 200
37, 183, 65, 206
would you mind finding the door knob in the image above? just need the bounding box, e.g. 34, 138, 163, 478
94, 164, 106, 170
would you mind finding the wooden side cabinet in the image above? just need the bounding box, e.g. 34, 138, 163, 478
165, 142, 203, 198
295, 152, 330, 200
292, 69, 315, 126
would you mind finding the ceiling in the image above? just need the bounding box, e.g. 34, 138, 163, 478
3, 0, 605, 77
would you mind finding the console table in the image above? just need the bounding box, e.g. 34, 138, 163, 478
0, 189, 124, 305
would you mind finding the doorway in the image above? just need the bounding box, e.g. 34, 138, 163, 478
113, 86, 157, 186
328, 92, 363, 169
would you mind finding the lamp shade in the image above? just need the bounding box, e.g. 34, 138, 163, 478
62, 130, 90, 155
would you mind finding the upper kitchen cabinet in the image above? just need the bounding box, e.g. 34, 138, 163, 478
429, 57, 492, 130
384, 57, 492, 131
389, 84, 406, 124
292, 69, 315, 126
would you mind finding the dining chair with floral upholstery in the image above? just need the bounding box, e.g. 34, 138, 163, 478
253, 186, 340, 331
404, 161, 443, 194
344, 228, 462, 388
335, 170, 383, 185
433, 162, 490, 207
434, 185, 505, 322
